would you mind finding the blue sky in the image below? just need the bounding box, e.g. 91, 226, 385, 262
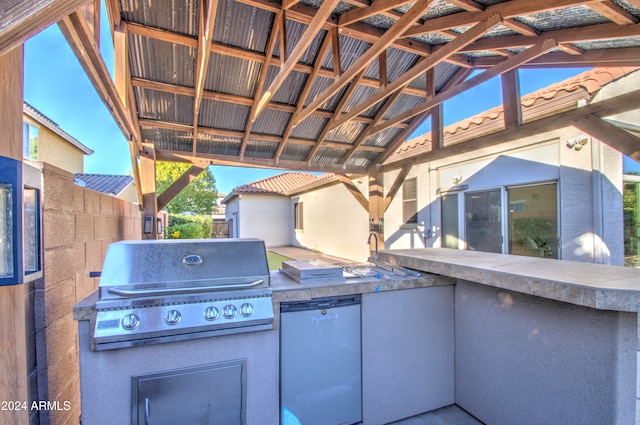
24, 19, 635, 194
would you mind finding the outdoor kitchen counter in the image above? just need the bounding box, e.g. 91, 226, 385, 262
377, 248, 640, 312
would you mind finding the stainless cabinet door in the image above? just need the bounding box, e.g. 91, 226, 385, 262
133, 361, 245, 425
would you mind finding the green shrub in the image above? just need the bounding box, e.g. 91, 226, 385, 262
167, 214, 212, 239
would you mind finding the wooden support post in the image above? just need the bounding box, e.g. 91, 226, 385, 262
139, 144, 158, 240
0, 45, 29, 425
368, 165, 385, 259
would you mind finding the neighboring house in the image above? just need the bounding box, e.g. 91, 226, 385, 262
223, 173, 319, 246
23, 101, 93, 173
74, 173, 137, 203
227, 68, 639, 265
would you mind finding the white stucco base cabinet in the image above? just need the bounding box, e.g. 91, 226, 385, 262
361, 286, 455, 424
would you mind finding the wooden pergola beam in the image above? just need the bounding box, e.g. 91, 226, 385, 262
192, 0, 218, 154
338, 0, 417, 26
383, 88, 640, 168
252, 0, 340, 120
588, 0, 638, 25
371, 38, 558, 138
0, 0, 90, 56
501, 69, 522, 129
572, 114, 640, 161
336, 173, 369, 211
293, 0, 436, 126
329, 14, 501, 130
384, 162, 413, 212
157, 161, 211, 211
474, 46, 640, 67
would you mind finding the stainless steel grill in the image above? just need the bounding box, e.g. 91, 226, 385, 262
93, 238, 273, 350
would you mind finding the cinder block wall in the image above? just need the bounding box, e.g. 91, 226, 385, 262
25, 163, 141, 425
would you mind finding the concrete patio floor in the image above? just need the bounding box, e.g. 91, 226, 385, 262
389, 405, 484, 425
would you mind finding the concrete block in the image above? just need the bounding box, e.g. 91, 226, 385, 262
41, 313, 77, 368
75, 272, 95, 303
47, 348, 79, 402
85, 240, 102, 272
72, 184, 85, 213
115, 198, 126, 217
43, 210, 75, 249
75, 213, 94, 242
94, 215, 109, 241
37, 279, 75, 328
84, 189, 100, 215
43, 167, 75, 213
42, 246, 74, 289
71, 242, 86, 274
100, 194, 114, 217
107, 216, 118, 239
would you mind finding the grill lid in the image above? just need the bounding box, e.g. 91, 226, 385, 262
98, 238, 270, 300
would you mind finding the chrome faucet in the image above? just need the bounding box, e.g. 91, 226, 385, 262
367, 232, 379, 261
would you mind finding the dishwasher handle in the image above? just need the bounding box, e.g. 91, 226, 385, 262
281, 295, 360, 313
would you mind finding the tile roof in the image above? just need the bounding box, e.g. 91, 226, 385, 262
23, 102, 94, 155
395, 67, 640, 156
74, 174, 134, 196
230, 172, 321, 195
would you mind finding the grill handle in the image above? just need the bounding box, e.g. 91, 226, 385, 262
107, 279, 265, 298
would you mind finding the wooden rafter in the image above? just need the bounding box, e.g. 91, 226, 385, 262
340, 90, 404, 165
503, 18, 540, 37
240, 10, 283, 158
338, 0, 417, 27
292, 0, 437, 127
305, 69, 367, 162
157, 161, 211, 211
192, 0, 218, 154
428, 68, 443, 151
252, 0, 341, 120
275, 33, 334, 161
383, 88, 640, 168
588, 1, 638, 25
329, 14, 501, 130
331, 27, 341, 77
370, 38, 559, 137
447, 0, 485, 12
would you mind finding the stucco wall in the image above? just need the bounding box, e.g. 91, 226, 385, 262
291, 180, 370, 262
25, 163, 140, 425
26, 119, 86, 174
226, 194, 291, 247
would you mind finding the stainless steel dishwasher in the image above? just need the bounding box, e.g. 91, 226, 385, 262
280, 295, 362, 425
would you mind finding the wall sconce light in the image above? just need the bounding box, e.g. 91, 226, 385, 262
566, 135, 589, 151
157, 218, 163, 235
452, 175, 462, 184
143, 216, 153, 234
369, 218, 375, 231
377, 217, 384, 232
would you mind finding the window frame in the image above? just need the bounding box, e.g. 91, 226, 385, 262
402, 177, 418, 224
294, 201, 303, 231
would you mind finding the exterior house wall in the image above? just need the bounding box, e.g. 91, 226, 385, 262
291, 180, 370, 262
381, 132, 622, 265
26, 162, 140, 425
225, 195, 291, 247
24, 116, 86, 173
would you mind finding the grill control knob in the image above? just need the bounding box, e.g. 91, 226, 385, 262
223, 304, 237, 319
240, 303, 254, 317
164, 309, 182, 326
204, 306, 219, 321
122, 313, 140, 330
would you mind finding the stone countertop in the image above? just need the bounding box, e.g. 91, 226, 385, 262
378, 248, 640, 313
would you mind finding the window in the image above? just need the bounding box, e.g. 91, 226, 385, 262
0, 183, 13, 279
465, 189, 502, 253
624, 180, 640, 267
294, 202, 303, 231
441, 193, 459, 249
23, 122, 39, 160
509, 183, 559, 259
402, 178, 418, 224
23, 187, 41, 275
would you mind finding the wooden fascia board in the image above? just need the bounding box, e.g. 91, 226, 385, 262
383, 88, 640, 168
157, 161, 210, 211
328, 14, 501, 129
336, 173, 369, 211
0, 0, 90, 56
371, 38, 558, 136
572, 114, 640, 161
383, 162, 412, 212
292, 0, 436, 127
58, 11, 137, 142
252, 0, 340, 120
155, 149, 370, 174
